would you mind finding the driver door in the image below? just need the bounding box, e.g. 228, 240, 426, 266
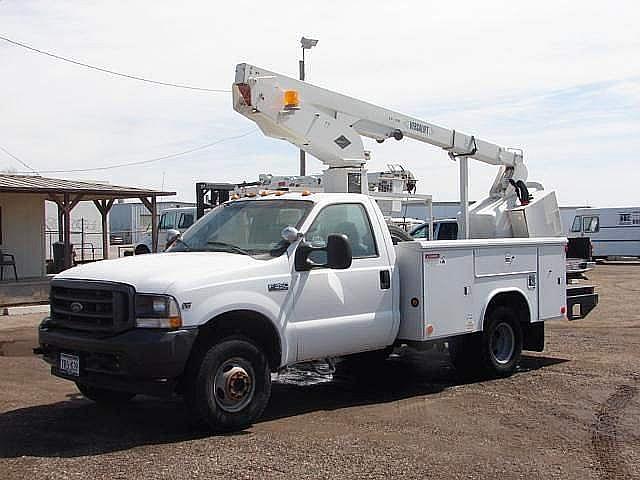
291, 203, 394, 361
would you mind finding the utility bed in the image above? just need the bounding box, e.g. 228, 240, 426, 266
396, 238, 568, 342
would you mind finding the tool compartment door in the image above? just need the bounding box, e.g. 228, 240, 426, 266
538, 244, 566, 319
423, 249, 474, 339
474, 246, 538, 277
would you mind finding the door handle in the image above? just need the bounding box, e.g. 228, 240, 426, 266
380, 270, 391, 290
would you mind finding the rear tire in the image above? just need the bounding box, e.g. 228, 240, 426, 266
185, 337, 271, 432
76, 383, 135, 404
450, 305, 522, 378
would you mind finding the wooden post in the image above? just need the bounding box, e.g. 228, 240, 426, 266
63, 193, 71, 269
93, 199, 115, 260
48, 194, 64, 242
57, 206, 64, 242
139, 196, 159, 253
151, 196, 158, 253
59, 193, 84, 269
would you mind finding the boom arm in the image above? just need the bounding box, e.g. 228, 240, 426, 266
232, 63, 538, 238
233, 64, 526, 170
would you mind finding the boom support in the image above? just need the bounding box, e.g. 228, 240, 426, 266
232, 63, 560, 239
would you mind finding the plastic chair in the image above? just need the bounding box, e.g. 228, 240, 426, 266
0, 250, 18, 281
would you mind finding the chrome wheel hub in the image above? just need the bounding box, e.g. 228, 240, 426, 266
490, 322, 515, 365
213, 358, 255, 413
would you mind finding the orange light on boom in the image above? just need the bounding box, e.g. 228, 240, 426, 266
284, 90, 300, 109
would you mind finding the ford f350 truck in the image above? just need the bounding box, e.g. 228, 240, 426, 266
39, 192, 571, 431
36, 63, 597, 432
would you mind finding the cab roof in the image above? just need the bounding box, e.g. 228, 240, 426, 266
230, 191, 371, 205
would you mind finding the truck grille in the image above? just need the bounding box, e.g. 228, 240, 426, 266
49, 280, 135, 333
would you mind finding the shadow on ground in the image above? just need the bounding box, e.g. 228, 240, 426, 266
0, 352, 566, 458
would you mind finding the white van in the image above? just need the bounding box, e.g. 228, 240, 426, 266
570, 207, 640, 259
134, 207, 196, 254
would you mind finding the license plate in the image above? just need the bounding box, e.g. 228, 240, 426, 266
59, 353, 80, 377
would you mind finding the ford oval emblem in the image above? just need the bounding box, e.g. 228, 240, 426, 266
70, 302, 84, 313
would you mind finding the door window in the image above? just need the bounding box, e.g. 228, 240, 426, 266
178, 212, 194, 229
570, 216, 582, 233
437, 222, 458, 240
159, 212, 177, 231
411, 225, 428, 239
583, 216, 599, 233
306, 203, 378, 260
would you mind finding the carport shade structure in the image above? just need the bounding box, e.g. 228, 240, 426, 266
0, 175, 175, 269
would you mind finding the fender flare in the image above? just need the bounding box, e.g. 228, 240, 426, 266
480, 287, 533, 331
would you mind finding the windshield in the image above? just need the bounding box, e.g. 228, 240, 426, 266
168, 199, 313, 257
159, 211, 177, 230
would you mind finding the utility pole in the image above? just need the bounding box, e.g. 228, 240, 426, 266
299, 36, 318, 176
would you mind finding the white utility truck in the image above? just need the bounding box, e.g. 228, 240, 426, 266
134, 206, 196, 255
36, 63, 597, 432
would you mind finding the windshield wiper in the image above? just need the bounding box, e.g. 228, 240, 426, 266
206, 241, 251, 256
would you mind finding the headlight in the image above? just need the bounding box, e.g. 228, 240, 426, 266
135, 294, 182, 329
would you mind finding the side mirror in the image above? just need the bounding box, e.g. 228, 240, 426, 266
294, 234, 352, 271
281, 226, 301, 243
326, 234, 352, 269
166, 229, 181, 249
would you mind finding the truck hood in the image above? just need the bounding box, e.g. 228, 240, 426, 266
54, 252, 266, 293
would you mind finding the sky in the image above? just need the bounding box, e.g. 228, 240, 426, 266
1, 0, 639, 206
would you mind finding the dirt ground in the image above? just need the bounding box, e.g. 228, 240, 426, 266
0, 264, 638, 479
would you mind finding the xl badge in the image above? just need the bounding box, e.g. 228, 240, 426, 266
268, 282, 289, 292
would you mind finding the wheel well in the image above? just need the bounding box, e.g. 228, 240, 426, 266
192, 310, 282, 372
485, 291, 530, 327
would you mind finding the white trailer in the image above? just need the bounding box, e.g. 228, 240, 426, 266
570, 207, 640, 259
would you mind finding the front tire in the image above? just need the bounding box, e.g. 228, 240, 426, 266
185, 337, 271, 432
76, 383, 136, 404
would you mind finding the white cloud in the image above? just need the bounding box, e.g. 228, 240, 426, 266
0, 0, 639, 207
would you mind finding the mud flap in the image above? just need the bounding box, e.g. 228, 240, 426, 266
523, 322, 544, 352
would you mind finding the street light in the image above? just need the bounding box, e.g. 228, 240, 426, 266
298, 36, 318, 175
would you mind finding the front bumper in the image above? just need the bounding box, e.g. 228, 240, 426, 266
37, 318, 198, 396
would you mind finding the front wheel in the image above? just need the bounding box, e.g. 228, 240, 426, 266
185, 337, 271, 432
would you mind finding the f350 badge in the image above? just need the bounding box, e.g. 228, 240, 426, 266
268, 282, 289, 292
